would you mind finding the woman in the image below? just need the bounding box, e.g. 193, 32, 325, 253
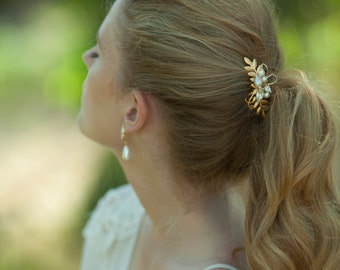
78, 0, 340, 269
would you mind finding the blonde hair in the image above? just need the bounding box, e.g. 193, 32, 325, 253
116, 0, 340, 269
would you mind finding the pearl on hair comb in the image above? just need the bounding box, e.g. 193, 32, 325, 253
244, 57, 277, 117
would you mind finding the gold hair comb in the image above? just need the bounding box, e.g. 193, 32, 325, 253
244, 57, 277, 117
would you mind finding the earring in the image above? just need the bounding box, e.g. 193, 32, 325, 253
120, 124, 130, 161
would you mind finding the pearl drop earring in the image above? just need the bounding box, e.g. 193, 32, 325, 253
120, 124, 130, 161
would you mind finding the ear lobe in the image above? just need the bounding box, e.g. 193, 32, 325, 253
123, 90, 148, 133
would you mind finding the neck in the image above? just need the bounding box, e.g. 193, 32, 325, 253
119, 122, 246, 266
122, 156, 246, 265
123, 156, 186, 234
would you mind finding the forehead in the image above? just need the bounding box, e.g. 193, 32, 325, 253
97, 0, 125, 87
99, 0, 124, 37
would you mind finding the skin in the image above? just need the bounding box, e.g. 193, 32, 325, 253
78, 0, 246, 269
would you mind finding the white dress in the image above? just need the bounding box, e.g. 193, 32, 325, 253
80, 184, 239, 270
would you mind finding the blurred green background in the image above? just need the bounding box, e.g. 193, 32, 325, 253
0, 0, 339, 269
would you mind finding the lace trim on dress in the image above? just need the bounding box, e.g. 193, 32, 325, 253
82, 185, 145, 255
203, 263, 239, 270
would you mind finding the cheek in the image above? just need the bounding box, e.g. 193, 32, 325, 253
78, 68, 119, 147
82, 73, 101, 112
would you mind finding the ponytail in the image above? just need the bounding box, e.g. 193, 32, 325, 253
245, 70, 340, 269
118, 1, 339, 268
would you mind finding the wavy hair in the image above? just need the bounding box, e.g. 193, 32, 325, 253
115, 0, 340, 269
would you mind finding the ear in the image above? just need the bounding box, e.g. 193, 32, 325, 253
123, 90, 149, 133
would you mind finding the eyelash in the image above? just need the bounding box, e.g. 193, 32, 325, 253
89, 51, 99, 58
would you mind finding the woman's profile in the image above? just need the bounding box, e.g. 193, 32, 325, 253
78, 0, 340, 269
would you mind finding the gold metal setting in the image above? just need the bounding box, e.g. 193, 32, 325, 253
244, 57, 277, 117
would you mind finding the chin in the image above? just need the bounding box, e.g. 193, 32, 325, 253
77, 112, 96, 141
77, 112, 87, 135
77, 113, 117, 150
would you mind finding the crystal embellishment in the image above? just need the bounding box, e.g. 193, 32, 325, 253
244, 57, 278, 117
265, 85, 272, 93
258, 67, 265, 77
256, 91, 264, 101
264, 92, 270, 98
254, 76, 262, 87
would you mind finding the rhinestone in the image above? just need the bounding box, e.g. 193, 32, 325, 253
264, 92, 270, 98
265, 85, 272, 93
258, 67, 265, 77
256, 91, 264, 101
254, 76, 262, 87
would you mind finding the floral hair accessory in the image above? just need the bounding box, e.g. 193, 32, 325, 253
244, 57, 277, 117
